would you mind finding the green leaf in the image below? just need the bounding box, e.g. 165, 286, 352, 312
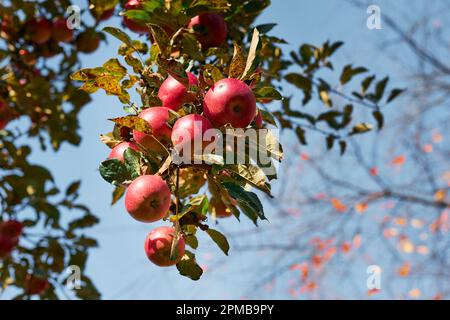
372, 110, 384, 130
326, 135, 335, 150
255, 23, 277, 34
205, 228, 229, 256
295, 126, 307, 145
254, 87, 283, 102
259, 109, 277, 126
339, 140, 347, 155
284, 73, 312, 105
176, 250, 203, 281
387, 88, 405, 103
109, 115, 152, 135
361, 75, 375, 95
65, 180, 81, 196
374, 77, 389, 101
221, 182, 266, 221
184, 234, 199, 250
157, 57, 188, 87
111, 186, 126, 205
349, 123, 373, 135
124, 148, 141, 180
229, 42, 246, 79
340, 65, 368, 85
241, 28, 261, 80
99, 159, 129, 184
103, 27, 133, 47
227, 164, 269, 195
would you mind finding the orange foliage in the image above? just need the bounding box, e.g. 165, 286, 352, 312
391, 155, 406, 166
331, 198, 348, 213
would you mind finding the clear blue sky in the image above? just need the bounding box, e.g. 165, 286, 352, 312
24, 0, 407, 299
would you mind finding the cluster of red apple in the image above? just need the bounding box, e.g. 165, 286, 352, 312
22, 15, 102, 58
107, 54, 260, 267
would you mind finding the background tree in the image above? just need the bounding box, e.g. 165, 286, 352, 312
222, 0, 449, 299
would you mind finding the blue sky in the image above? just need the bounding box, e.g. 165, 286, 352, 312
22, 0, 410, 299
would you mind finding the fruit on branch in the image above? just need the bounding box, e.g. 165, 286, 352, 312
123, 0, 149, 34
144, 226, 185, 267
188, 13, 227, 49
203, 78, 257, 128
254, 110, 263, 128
0, 220, 23, 258
125, 175, 171, 223
108, 142, 140, 162
171, 114, 215, 154
132, 107, 172, 152
51, 17, 73, 43
25, 18, 52, 44
24, 274, 49, 295
76, 30, 100, 53
209, 197, 233, 218
157, 72, 199, 111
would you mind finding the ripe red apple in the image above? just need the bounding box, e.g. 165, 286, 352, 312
203, 78, 257, 128
51, 17, 73, 43
210, 197, 233, 218
144, 226, 185, 267
0, 234, 19, 257
157, 72, 198, 111
254, 110, 263, 128
132, 107, 172, 152
123, 0, 149, 34
108, 142, 139, 162
188, 13, 227, 48
76, 30, 100, 53
125, 175, 171, 223
171, 114, 215, 154
0, 220, 23, 238
0, 220, 23, 258
25, 18, 52, 44
24, 274, 49, 295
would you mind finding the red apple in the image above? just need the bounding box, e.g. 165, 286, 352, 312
108, 142, 139, 162
157, 72, 198, 111
0, 220, 22, 258
51, 17, 73, 43
123, 0, 149, 34
25, 18, 52, 44
76, 30, 100, 53
171, 114, 215, 154
210, 197, 233, 218
254, 110, 263, 128
132, 107, 172, 152
188, 13, 227, 48
0, 234, 19, 257
203, 78, 256, 128
144, 226, 185, 267
0, 220, 23, 238
24, 274, 49, 295
125, 175, 171, 223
